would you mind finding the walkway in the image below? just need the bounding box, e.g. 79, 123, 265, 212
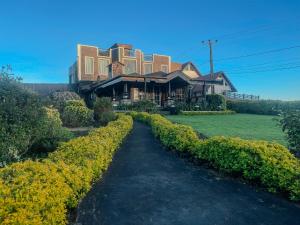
76, 122, 300, 225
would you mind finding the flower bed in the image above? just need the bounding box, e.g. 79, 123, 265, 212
130, 112, 300, 201
0, 114, 133, 224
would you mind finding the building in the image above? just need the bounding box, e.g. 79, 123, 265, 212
69, 43, 237, 106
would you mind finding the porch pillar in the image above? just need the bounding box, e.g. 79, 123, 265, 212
123, 82, 128, 99
144, 77, 147, 100
112, 87, 116, 100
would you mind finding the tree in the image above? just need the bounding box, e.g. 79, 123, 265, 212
279, 110, 300, 156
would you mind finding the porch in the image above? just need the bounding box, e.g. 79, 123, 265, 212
94, 73, 193, 107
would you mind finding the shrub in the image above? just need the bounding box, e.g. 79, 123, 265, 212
61, 100, 94, 127
28, 107, 74, 156
0, 114, 133, 224
132, 112, 300, 200
227, 99, 300, 115
0, 70, 45, 165
93, 97, 116, 125
279, 111, 300, 154
206, 94, 226, 111
131, 100, 158, 113
49, 91, 81, 112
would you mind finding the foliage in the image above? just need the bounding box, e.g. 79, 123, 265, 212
166, 114, 287, 146
279, 111, 300, 154
61, 100, 94, 127
132, 112, 300, 201
116, 100, 158, 113
227, 99, 300, 115
0, 114, 133, 224
93, 97, 116, 125
206, 94, 226, 111
180, 110, 235, 115
0, 69, 45, 165
28, 107, 74, 156
49, 91, 81, 113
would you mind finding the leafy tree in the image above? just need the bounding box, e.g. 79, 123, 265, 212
279, 110, 300, 155
0, 66, 73, 165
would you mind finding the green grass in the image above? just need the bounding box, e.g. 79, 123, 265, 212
166, 114, 287, 146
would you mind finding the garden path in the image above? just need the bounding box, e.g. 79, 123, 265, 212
76, 122, 300, 225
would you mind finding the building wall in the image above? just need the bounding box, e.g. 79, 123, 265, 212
74, 43, 178, 82
153, 55, 170, 73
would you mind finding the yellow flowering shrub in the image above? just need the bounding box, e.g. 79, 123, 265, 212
132, 112, 300, 201
0, 114, 133, 224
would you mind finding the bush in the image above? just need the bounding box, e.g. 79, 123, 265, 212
0, 114, 133, 224
279, 111, 300, 154
93, 97, 116, 125
132, 112, 300, 200
206, 94, 226, 111
0, 71, 46, 165
49, 91, 81, 112
61, 100, 94, 127
28, 107, 74, 156
227, 100, 300, 115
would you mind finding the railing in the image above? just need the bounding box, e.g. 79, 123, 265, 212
143, 54, 153, 62
98, 49, 110, 57
224, 92, 260, 101
124, 49, 136, 57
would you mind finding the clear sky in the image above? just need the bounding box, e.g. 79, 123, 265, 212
0, 0, 299, 100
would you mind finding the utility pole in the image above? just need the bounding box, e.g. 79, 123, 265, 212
202, 40, 217, 97
202, 39, 217, 79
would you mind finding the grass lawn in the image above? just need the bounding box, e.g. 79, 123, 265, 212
166, 114, 287, 146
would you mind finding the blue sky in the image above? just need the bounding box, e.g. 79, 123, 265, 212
0, 0, 299, 100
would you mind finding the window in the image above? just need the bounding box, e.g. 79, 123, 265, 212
144, 63, 152, 75
98, 59, 110, 75
85, 57, 94, 74
124, 59, 136, 74
161, 65, 169, 73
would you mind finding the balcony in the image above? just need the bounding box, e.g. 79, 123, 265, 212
124, 49, 136, 57
98, 49, 110, 57
143, 54, 153, 62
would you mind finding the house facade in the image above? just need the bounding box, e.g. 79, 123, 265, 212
69, 43, 237, 106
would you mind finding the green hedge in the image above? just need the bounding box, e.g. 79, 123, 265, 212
227, 99, 300, 115
131, 112, 300, 201
180, 110, 236, 115
0, 114, 133, 224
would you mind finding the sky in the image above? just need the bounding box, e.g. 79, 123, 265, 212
0, 0, 299, 100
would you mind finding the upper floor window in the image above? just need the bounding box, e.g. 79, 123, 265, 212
124, 59, 136, 74
144, 63, 152, 75
143, 54, 153, 62
124, 49, 136, 57
85, 56, 94, 75
98, 59, 110, 75
161, 65, 169, 73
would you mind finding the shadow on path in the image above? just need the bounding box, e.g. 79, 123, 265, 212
76, 122, 300, 225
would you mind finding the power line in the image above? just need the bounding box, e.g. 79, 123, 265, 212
225, 60, 300, 72
229, 65, 300, 75
213, 45, 300, 62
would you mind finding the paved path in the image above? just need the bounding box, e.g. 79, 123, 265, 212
76, 122, 300, 225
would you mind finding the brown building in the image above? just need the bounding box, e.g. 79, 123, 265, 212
69, 43, 237, 106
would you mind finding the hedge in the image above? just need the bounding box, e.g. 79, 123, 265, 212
180, 110, 236, 115
131, 112, 300, 201
0, 114, 133, 224
227, 99, 300, 115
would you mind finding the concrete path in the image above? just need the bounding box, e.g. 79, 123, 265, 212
76, 122, 300, 225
